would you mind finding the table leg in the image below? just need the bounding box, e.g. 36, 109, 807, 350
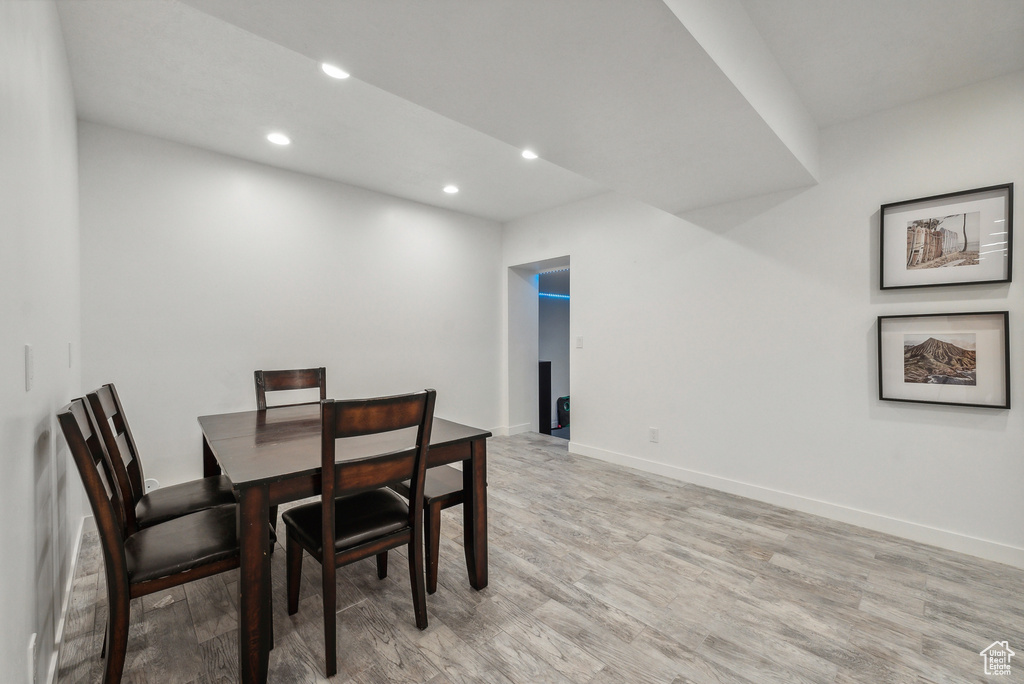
238, 486, 271, 684
203, 434, 221, 477
463, 438, 488, 589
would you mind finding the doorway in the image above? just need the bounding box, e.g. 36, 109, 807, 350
505, 255, 570, 438
539, 268, 570, 439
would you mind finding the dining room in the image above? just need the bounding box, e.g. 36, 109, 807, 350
5, 2, 1024, 683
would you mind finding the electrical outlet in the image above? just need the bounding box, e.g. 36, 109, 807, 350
649, 427, 659, 443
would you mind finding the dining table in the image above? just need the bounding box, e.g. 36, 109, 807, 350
198, 402, 491, 684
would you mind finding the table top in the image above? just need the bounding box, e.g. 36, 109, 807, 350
199, 403, 491, 488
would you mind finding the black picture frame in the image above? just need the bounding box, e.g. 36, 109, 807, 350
877, 312, 1010, 409
880, 183, 1012, 290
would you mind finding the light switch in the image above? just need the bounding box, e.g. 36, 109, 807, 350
25, 344, 33, 392
575, 336, 583, 349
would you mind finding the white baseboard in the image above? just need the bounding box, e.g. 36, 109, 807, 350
569, 441, 1024, 569
505, 423, 533, 436
49, 515, 88, 684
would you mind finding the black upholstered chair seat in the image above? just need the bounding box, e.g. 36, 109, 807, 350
135, 474, 236, 528
282, 489, 409, 555
125, 505, 239, 583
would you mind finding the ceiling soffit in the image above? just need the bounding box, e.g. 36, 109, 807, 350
179, 0, 820, 215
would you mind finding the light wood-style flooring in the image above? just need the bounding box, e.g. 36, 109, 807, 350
58, 433, 1024, 683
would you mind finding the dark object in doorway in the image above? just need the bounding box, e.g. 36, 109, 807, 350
557, 395, 570, 427
539, 361, 552, 435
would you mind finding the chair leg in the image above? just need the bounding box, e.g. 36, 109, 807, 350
376, 551, 388, 579
103, 595, 130, 684
425, 502, 442, 595
268, 590, 275, 651
269, 505, 279, 534
322, 558, 338, 678
286, 533, 302, 615
408, 538, 428, 630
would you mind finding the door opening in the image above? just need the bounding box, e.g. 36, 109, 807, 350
506, 255, 569, 438
538, 268, 570, 440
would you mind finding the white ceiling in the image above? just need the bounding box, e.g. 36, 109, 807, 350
55, 0, 1024, 223
742, 0, 1024, 128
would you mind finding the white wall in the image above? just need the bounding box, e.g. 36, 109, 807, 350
503, 71, 1024, 566
79, 122, 502, 488
0, 2, 82, 681
505, 267, 539, 435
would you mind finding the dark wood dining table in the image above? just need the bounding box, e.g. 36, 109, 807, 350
198, 403, 490, 684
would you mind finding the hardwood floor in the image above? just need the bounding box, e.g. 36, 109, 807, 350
58, 433, 1023, 683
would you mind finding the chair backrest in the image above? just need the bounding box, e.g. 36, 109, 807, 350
320, 390, 436, 533
254, 367, 327, 410
57, 399, 130, 582
86, 384, 146, 531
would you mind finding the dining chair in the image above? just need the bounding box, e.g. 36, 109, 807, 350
58, 398, 244, 684
389, 465, 465, 594
253, 366, 326, 409
282, 389, 436, 678
253, 366, 327, 529
86, 383, 236, 535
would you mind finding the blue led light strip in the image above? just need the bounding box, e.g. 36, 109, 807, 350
539, 292, 570, 300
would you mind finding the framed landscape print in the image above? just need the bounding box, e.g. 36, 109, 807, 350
880, 184, 1013, 289
877, 312, 1009, 409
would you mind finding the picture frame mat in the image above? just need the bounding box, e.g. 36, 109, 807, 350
881, 185, 1011, 289
878, 312, 1008, 407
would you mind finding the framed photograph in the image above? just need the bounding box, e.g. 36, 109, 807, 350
880, 183, 1012, 289
877, 312, 1009, 409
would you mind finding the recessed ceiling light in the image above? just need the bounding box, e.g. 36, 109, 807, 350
321, 63, 350, 79
267, 132, 291, 146
521, 149, 539, 160
443, 185, 459, 194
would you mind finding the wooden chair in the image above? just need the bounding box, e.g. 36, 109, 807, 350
58, 399, 243, 684
282, 390, 436, 678
254, 367, 326, 409
390, 465, 465, 594
253, 367, 327, 529
85, 384, 236, 535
